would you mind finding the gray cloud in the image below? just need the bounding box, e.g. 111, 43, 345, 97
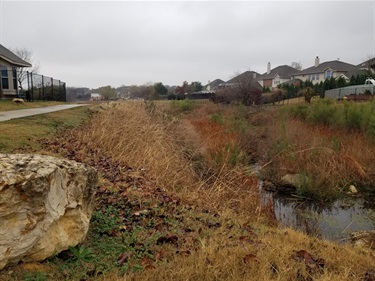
1, 1, 374, 88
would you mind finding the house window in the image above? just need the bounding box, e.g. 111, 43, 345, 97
315, 74, 319, 81
324, 70, 333, 79
0, 66, 9, 89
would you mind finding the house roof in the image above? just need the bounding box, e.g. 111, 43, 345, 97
294, 60, 358, 76
258, 65, 299, 80
340, 69, 368, 79
207, 79, 224, 89
357, 57, 375, 69
279, 78, 303, 86
226, 71, 260, 84
0, 44, 32, 67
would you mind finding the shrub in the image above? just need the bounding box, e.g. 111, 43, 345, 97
210, 113, 223, 124
288, 104, 308, 120
170, 99, 196, 113
343, 102, 362, 131
306, 99, 337, 125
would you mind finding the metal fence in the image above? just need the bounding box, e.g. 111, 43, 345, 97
0, 67, 66, 102
325, 84, 375, 100
24, 71, 66, 102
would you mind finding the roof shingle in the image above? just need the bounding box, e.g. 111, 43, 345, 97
258, 65, 299, 80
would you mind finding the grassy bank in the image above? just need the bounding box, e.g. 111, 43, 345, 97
287, 99, 375, 138
259, 100, 375, 200
0, 106, 91, 153
0, 100, 374, 281
0, 100, 66, 111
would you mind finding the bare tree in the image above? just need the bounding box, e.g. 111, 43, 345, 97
291, 61, 303, 71
231, 71, 262, 105
214, 71, 262, 105
11, 48, 40, 92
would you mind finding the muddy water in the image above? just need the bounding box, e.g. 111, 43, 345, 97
255, 167, 375, 242
271, 193, 375, 241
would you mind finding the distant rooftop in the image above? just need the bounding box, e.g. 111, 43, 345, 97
295, 60, 358, 75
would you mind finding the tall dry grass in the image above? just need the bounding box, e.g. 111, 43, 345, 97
69, 101, 264, 219
62, 100, 374, 280
71, 101, 195, 191
257, 109, 375, 199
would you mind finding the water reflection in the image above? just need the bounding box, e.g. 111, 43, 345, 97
272, 193, 375, 241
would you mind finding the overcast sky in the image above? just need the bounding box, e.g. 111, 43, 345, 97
0, 1, 374, 89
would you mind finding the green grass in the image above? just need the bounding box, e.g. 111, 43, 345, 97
0, 100, 66, 111
41, 178, 225, 280
23, 272, 48, 281
0, 106, 91, 153
170, 99, 197, 113
286, 99, 375, 138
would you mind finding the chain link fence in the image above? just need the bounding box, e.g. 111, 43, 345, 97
24, 71, 66, 102
0, 67, 66, 102
325, 84, 375, 100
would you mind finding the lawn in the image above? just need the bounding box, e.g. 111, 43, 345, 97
0, 106, 91, 153
0, 100, 66, 112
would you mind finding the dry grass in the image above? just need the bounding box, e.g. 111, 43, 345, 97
66, 101, 264, 219
107, 222, 375, 281
68, 100, 374, 279
2, 100, 374, 280
70, 101, 196, 192
257, 112, 375, 198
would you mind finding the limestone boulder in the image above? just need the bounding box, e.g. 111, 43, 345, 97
0, 154, 97, 270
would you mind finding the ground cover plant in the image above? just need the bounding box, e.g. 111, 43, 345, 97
0, 100, 374, 281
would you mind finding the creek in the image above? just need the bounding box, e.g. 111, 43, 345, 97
269, 192, 375, 241
254, 166, 375, 241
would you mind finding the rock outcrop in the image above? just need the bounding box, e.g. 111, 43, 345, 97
0, 154, 97, 270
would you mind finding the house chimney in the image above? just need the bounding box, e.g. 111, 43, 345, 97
253, 72, 256, 79
267, 62, 271, 74
315, 56, 320, 67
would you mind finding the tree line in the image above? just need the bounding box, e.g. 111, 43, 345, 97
66, 81, 204, 101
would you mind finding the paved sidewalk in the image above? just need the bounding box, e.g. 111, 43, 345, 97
0, 104, 88, 122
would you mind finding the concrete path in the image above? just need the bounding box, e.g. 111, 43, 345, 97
0, 104, 88, 122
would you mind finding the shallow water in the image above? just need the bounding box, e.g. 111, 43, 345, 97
271, 193, 375, 241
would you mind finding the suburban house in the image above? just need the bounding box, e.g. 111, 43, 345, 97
357, 57, 375, 73
219, 70, 261, 89
291, 56, 362, 85
257, 63, 300, 89
0, 44, 32, 98
205, 79, 224, 91
90, 93, 102, 100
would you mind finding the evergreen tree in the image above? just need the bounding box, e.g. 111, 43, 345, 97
337, 76, 347, 88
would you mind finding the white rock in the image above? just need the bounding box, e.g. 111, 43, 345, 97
0, 154, 97, 270
348, 185, 358, 194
